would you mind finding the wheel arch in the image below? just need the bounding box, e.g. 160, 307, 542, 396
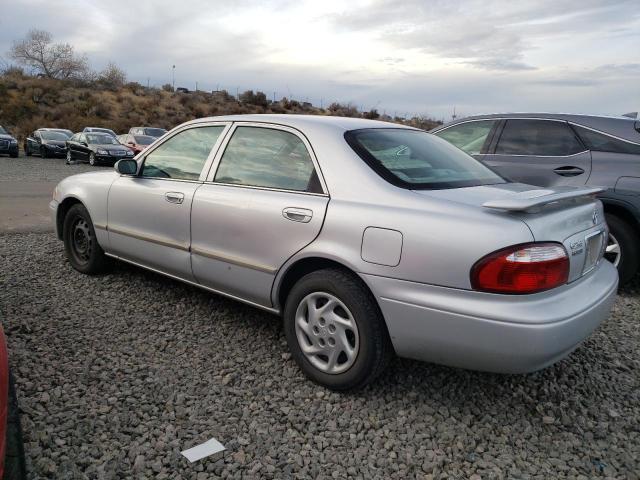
601, 198, 640, 235
56, 196, 85, 240
273, 255, 384, 319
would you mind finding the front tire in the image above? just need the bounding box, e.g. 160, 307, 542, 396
283, 268, 392, 390
89, 153, 96, 166
65, 150, 72, 164
63, 204, 110, 274
605, 213, 639, 285
39, 146, 48, 159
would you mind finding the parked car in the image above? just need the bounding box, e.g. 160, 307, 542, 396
128, 127, 167, 138
0, 126, 18, 158
50, 115, 617, 390
82, 127, 117, 137
117, 134, 155, 155
432, 113, 640, 285
0, 326, 27, 479
24, 129, 69, 158
66, 132, 134, 166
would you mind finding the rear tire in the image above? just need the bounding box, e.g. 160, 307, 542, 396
63, 204, 110, 274
283, 268, 392, 390
605, 213, 639, 286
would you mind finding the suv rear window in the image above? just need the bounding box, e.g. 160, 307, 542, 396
345, 129, 505, 190
573, 125, 640, 155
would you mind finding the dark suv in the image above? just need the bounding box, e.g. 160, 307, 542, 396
0, 126, 19, 157
432, 113, 640, 285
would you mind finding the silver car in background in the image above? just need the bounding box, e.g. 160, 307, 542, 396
50, 115, 618, 390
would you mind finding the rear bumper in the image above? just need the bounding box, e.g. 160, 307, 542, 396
363, 260, 618, 373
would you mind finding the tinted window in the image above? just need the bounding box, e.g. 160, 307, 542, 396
435, 120, 495, 154
0, 126, 7, 134
142, 126, 224, 181
144, 128, 167, 137
40, 131, 68, 141
495, 120, 584, 156
346, 129, 505, 190
573, 125, 640, 155
214, 127, 321, 193
134, 135, 154, 145
86, 134, 118, 145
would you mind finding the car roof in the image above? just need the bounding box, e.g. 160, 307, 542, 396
181, 114, 415, 133
435, 113, 640, 143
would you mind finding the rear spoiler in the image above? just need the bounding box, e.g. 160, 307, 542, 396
483, 186, 604, 213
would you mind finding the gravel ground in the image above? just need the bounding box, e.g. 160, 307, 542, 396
0, 154, 98, 183
1, 232, 638, 479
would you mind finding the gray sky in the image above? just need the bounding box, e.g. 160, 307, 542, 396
1, 0, 638, 120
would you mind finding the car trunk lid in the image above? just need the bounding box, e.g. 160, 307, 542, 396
414, 183, 608, 282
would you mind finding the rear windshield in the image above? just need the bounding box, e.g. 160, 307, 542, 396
345, 128, 505, 190
134, 135, 154, 145
144, 128, 167, 137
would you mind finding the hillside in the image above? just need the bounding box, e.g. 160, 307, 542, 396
0, 70, 440, 142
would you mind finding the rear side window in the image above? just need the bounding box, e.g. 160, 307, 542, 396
495, 120, 584, 156
142, 126, 224, 180
345, 128, 505, 190
435, 120, 495, 154
573, 125, 640, 155
214, 126, 322, 193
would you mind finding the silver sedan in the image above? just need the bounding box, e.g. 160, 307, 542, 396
50, 115, 618, 390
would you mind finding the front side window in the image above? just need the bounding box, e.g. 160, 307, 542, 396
214, 126, 322, 193
435, 120, 495, 154
346, 128, 505, 189
573, 125, 640, 155
142, 126, 224, 180
495, 120, 584, 156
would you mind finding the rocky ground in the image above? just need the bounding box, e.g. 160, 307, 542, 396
1, 231, 639, 479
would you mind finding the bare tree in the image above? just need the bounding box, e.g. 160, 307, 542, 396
10, 29, 90, 79
99, 62, 127, 90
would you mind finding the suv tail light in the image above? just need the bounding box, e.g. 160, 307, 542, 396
471, 243, 569, 294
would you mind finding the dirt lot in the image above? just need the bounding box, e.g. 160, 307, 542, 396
1, 155, 639, 479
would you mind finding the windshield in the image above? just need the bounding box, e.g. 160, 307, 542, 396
134, 135, 154, 145
91, 128, 115, 136
0, 126, 7, 135
144, 128, 167, 137
41, 131, 69, 141
345, 129, 505, 190
54, 130, 73, 138
87, 134, 119, 145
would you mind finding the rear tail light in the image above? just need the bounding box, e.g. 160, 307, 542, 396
471, 243, 569, 294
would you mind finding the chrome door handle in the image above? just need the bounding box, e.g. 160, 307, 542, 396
165, 192, 185, 204
282, 207, 313, 223
553, 166, 585, 177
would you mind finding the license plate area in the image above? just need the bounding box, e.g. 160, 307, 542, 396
582, 230, 605, 275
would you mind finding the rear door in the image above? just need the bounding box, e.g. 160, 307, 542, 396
482, 119, 592, 187
191, 123, 329, 307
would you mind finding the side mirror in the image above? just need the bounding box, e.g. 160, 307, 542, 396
128, 141, 135, 146
81, 142, 88, 146
115, 159, 138, 175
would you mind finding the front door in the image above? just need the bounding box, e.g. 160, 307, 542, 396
482, 119, 592, 187
106, 123, 229, 279
191, 124, 329, 307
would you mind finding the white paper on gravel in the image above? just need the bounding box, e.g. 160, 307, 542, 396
181, 437, 226, 463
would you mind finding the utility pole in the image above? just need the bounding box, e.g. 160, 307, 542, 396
273, 92, 276, 102
172, 65, 175, 90
452, 106, 457, 121
236, 86, 239, 100
147, 77, 150, 88
195, 81, 198, 92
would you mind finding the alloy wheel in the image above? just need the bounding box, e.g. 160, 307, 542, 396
294, 292, 359, 374
89, 153, 96, 166
66, 151, 72, 164
605, 232, 622, 268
